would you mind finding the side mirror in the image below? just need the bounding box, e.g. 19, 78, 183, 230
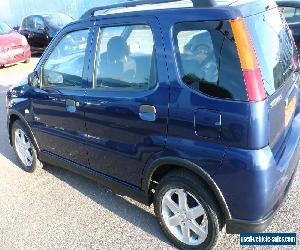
28, 71, 39, 87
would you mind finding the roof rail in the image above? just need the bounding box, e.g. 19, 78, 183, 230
80, 0, 216, 19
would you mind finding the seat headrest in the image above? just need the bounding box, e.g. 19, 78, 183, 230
107, 36, 129, 61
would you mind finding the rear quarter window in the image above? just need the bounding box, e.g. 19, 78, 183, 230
173, 21, 247, 101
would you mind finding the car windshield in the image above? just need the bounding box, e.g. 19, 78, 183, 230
0, 22, 12, 34
44, 14, 73, 27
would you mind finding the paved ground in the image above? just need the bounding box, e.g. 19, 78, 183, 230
0, 60, 299, 250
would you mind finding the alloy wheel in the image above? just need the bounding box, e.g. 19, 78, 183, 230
161, 188, 209, 246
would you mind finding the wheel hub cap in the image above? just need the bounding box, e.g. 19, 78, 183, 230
161, 188, 208, 246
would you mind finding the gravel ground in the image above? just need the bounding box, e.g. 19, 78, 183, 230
0, 60, 299, 250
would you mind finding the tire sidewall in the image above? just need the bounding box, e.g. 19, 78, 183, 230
154, 177, 220, 250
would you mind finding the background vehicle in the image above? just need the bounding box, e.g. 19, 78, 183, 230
6, 0, 300, 249
277, 0, 300, 48
19, 13, 73, 52
0, 22, 31, 67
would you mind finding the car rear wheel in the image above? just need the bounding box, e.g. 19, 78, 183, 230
12, 120, 42, 173
154, 170, 222, 249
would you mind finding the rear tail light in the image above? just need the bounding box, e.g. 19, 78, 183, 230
230, 18, 267, 102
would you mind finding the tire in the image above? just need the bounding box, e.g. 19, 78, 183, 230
11, 120, 43, 173
154, 170, 222, 250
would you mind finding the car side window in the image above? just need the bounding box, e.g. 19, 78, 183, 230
177, 29, 219, 85
42, 29, 89, 88
293, 7, 300, 23
281, 7, 300, 24
174, 21, 247, 101
94, 24, 157, 91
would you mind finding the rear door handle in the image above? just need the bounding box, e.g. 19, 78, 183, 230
139, 105, 157, 122
214, 114, 222, 127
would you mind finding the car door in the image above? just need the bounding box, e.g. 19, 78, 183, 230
157, 15, 245, 176
84, 16, 169, 186
30, 25, 91, 166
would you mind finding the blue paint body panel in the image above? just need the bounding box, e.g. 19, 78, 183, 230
6, 0, 300, 230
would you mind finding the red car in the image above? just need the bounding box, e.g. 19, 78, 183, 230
0, 22, 31, 67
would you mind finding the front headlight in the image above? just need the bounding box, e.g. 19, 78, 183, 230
6, 89, 25, 108
21, 35, 28, 46
10, 89, 25, 98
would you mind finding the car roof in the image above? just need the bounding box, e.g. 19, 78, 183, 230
81, 0, 253, 17
101, 0, 236, 15
24, 13, 70, 19
78, 0, 276, 20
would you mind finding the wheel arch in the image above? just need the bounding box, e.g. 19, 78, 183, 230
142, 157, 231, 220
8, 110, 40, 152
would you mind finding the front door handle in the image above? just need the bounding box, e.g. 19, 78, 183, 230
66, 99, 76, 113
139, 105, 157, 122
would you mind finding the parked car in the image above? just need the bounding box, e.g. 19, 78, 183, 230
6, 0, 300, 249
19, 13, 73, 52
277, 1, 300, 48
0, 22, 31, 67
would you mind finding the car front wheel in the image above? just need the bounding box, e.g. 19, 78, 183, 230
12, 120, 42, 173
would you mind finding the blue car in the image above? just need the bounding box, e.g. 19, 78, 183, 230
6, 0, 300, 249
